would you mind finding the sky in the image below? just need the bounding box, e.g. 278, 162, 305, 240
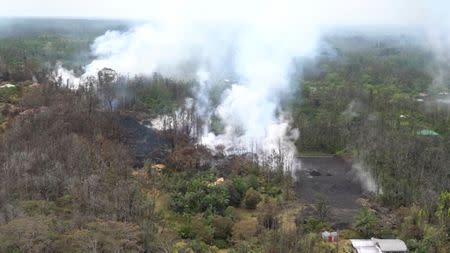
0, 0, 442, 27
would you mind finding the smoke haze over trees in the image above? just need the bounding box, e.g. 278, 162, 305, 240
0, 1, 449, 252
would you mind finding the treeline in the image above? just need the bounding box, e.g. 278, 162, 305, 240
0, 18, 128, 82
113, 73, 194, 115
296, 36, 434, 151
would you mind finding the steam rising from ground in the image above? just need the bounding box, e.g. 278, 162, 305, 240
56, 0, 448, 172
424, 2, 450, 89
351, 163, 381, 194
78, 1, 327, 171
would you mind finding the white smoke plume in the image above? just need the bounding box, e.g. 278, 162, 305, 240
54, 62, 80, 89
351, 162, 382, 194
55, 0, 444, 171
423, 1, 450, 90
77, 1, 324, 171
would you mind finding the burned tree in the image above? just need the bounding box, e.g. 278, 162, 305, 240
98, 68, 118, 111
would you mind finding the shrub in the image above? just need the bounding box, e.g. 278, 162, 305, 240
245, 175, 260, 190
354, 208, 379, 238
257, 201, 280, 230
58, 220, 142, 253
0, 85, 18, 101
232, 220, 257, 240
228, 175, 261, 207
258, 213, 280, 230
170, 172, 230, 214
178, 222, 196, 239
266, 186, 282, 197
243, 188, 262, 210
20, 200, 58, 216
314, 196, 331, 222
231, 177, 248, 199
212, 216, 233, 240
213, 239, 228, 249
339, 229, 360, 239
224, 206, 239, 221
176, 239, 210, 253
227, 182, 243, 207
301, 217, 329, 234
0, 216, 53, 253
178, 216, 213, 244
170, 192, 188, 213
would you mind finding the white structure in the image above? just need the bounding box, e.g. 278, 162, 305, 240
0, 84, 15, 88
321, 231, 338, 242
350, 238, 408, 253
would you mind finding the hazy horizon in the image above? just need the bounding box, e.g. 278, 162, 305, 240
0, 0, 440, 27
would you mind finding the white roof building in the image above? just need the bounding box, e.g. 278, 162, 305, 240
350, 238, 408, 253
0, 84, 15, 88
372, 238, 408, 252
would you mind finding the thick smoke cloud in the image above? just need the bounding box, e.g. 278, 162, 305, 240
47, 0, 447, 172
79, 1, 319, 170
423, 2, 450, 89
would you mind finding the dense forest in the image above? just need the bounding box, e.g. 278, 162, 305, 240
0, 19, 448, 253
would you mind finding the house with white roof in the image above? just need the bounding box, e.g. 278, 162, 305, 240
350, 238, 408, 253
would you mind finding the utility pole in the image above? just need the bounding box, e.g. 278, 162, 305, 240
336, 229, 339, 253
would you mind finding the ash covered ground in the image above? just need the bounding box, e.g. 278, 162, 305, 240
295, 156, 364, 228
118, 114, 171, 167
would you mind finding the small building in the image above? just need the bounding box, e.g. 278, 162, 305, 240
350, 238, 408, 253
321, 231, 338, 242
416, 129, 440, 137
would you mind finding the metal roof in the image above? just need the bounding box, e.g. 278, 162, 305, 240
350, 240, 382, 253
372, 238, 408, 252
350, 238, 408, 253
350, 239, 377, 247
357, 247, 382, 253
417, 129, 440, 136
